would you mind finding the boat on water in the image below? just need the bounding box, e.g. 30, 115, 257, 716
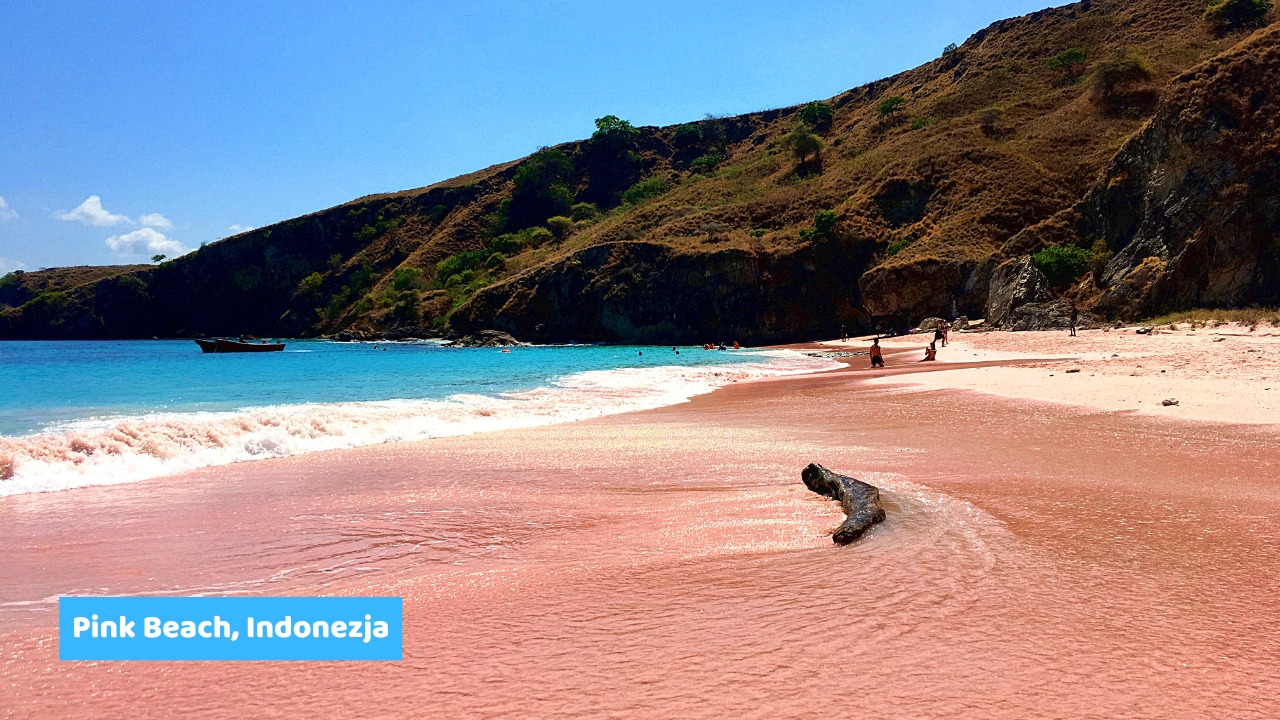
195, 338, 286, 353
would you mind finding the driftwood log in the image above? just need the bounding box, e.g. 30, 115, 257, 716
801, 463, 886, 544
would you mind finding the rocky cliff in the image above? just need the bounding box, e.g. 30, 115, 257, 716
3, 0, 1275, 341
1087, 22, 1280, 316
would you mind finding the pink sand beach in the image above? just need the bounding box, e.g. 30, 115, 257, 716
3, 331, 1279, 718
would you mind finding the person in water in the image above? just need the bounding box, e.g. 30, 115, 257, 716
870, 338, 884, 368
920, 341, 937, 362
733, 341, 740, 349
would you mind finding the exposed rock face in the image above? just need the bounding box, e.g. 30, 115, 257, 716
448, 330, 524, 347
1080, 24, 1280, 318
985, 257, 1055, 327
801, 463, 886, 544
451, 240, 877, 344
1007, 301, 1084, 331
859, 257, 995, 323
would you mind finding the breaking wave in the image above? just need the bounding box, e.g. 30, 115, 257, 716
0, 351, 837, 496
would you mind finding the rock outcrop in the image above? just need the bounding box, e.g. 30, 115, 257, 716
801, 463, 886, 544
450, 239, 876, 344
448, 330, 525, 347
1080, 23, 1280, 318
985, 257, 1058, 328
986, 256, 1108, 330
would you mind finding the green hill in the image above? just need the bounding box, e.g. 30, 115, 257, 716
3, 0, 1276, 341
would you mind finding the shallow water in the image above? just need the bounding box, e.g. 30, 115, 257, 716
0, 341, 831, 494
4, 370, 1277, 718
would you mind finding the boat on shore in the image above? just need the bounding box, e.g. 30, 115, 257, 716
195, 338, 286, 353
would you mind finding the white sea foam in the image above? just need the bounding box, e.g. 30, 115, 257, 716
0, 351, 838, 496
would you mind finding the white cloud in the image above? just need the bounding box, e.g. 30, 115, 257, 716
0, 196, 17, 221
139, 213, 173, 229
227, 224, 256, 234
59, 195, 132, 227
105, 228, 187, 257
0, 257, 27, 273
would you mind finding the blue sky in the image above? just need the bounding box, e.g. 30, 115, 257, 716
0, 0, 1052, 272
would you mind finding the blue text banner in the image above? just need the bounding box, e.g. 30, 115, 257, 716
59, 596, 402, 661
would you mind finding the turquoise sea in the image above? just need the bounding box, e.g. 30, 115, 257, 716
0, 340, 834, 495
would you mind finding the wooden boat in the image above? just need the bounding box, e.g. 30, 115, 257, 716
195, 338, 286, 353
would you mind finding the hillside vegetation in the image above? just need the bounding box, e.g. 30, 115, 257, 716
2, 0, 1276, 341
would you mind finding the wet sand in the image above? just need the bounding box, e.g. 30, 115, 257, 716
3, 350, 1279, 718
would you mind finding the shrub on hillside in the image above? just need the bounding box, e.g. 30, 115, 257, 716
570, 203, 600, 222
525, 227, 554, 247
671, 123, 703, 148
886, 238, 914, 256
1090, 57, 1152, 105
391, 267, 425, 292
813, 210, 838, 237
547, 216, 575, 239
689, 153, 724, 173
1046, 48, 1087, 70
1204, 0, 1272, 26
798, 210, 838, 243
490, 234, 525, 256
581, 116, 642, 207
877, 96, 906, 118
781, 124, 823, 164
391, 290, 420, 323
297, 272, 324, 295
487, 226, 553, 257
449, 269, 477, 288
592, 115, 640, 145
354, 217, 400, 243
503, 148, 575, 230
436, 250, 487, 287
1033, 245, 1092, 287
799, 101, 834, 130
622, 178, 671, 205
1046, 48, 1088, 82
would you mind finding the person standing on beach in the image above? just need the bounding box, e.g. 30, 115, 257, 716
940, 319, 950, 347
1069, 305, 1078, 337
870, 338, 884, 368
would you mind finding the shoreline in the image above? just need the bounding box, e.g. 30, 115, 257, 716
0, 347, 838, 497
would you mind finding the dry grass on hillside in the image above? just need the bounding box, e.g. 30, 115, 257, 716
540, 0, 1237, 278
1146, 307, 1280, 329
